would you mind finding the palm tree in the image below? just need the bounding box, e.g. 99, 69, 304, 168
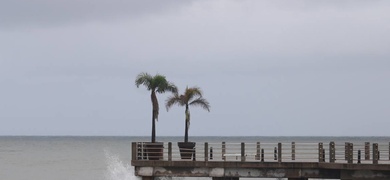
135, 72, 177, 143
166, 86, 210, 142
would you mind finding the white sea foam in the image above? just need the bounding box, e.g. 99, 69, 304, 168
105, 151, 141, 180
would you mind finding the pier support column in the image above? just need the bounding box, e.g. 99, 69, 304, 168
241, 142, 245, 162
255, 142, 260, 160
373, 143, 379, 164
212, 177, 239, 180
278, 143, 282, 162
365, 142, 370, 160
329, 141, 335, 163
292, 142, 295, 160
319, 142, 324, 162
347, 143, 353, 164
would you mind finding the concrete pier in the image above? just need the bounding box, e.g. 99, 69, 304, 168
132, 142, 390, 180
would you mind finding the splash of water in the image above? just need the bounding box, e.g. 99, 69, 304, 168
105, 151, 141, 180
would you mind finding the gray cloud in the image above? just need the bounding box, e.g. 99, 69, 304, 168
0, 0, 389, 136
0, 0, 193, 29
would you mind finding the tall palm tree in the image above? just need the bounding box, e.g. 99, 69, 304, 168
166, 86, 210, 142
135, 72, 177, 143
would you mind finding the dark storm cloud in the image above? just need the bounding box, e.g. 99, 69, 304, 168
0, 0, 193, 29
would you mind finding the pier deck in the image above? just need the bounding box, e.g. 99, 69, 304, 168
131, 142, 390, 180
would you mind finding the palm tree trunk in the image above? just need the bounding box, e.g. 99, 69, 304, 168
151, 91, 158, 143
151, 109, 156, 143
184, 105, 189, 143
184, 120, 188, 143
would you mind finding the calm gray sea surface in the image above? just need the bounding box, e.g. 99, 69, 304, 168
0, 136, 389, 180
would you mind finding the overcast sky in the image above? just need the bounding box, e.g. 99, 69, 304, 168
1, 0, 389, 137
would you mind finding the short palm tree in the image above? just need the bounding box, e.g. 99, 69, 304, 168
166, 86, 210, 142
135, 72, 177, 143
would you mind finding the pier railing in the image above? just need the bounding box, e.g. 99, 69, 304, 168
132, 142, 390, 164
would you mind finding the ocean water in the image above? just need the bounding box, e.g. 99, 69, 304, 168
0, 136, 389, 180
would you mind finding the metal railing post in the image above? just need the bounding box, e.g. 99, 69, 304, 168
193, 145, 196, 161
168, 142, 172, 161
278, 143, 282, 163
261, 148, 264, 162
274, 147, 277, 160
345, 142, 349, 160
204, 142, 208, 162
222, 142, 226, 161
241, 142, 245, 162
323, 149, 326, 162
358, 150, 361, 164
256, 142, 260, 160
210, 147, 213, 160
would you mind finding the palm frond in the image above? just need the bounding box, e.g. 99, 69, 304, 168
184, 87, 203, 102
165, 94, 183, 111
153, 74, 166, 90
166, 83, 178, 94
189, 97, 210, 112
135, 72, 152, 90
153, 74, 177, 94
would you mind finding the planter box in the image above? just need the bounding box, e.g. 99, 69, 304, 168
178, 142, 196, 159
145, 142, 164, 160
